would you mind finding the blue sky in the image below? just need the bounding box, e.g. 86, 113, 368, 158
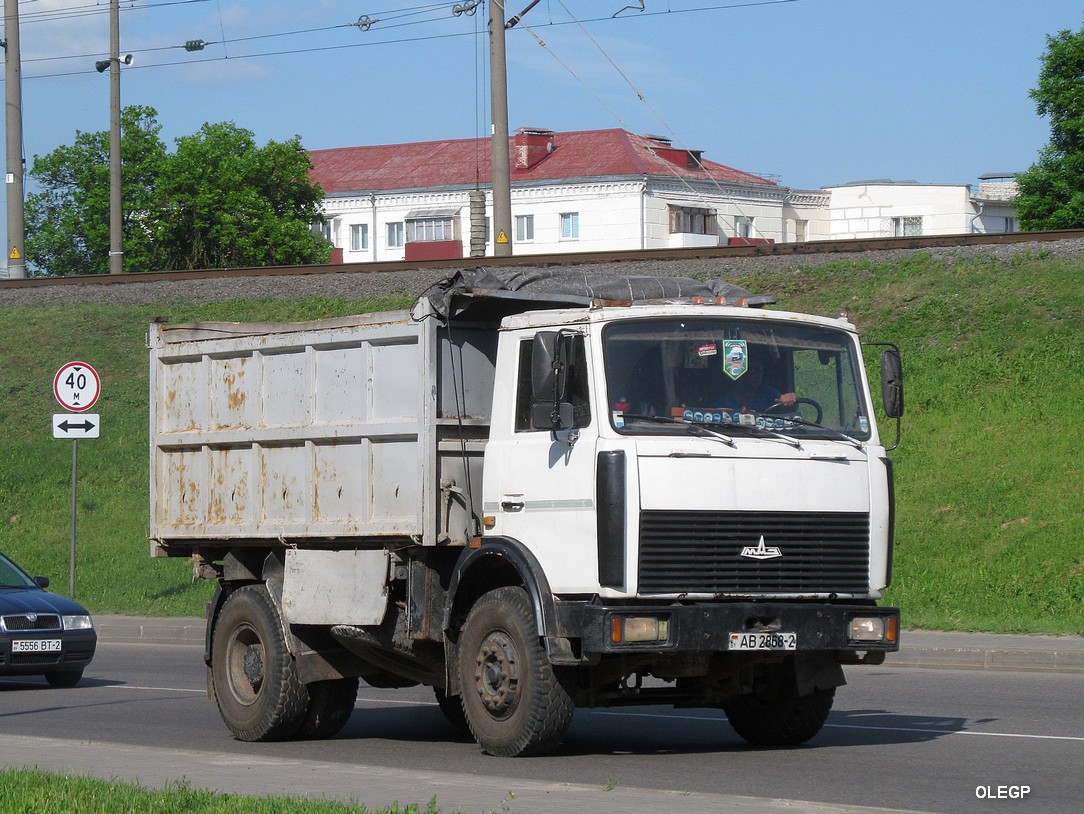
4, 0, 1084, 266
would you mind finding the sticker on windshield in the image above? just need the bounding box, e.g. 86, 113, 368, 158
723, 340, 748, 380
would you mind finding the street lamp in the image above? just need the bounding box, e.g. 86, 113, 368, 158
96, 53, 131, 73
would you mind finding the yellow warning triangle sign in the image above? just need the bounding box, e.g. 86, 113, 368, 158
8, 246, 21, 260
496, 230, 509, 244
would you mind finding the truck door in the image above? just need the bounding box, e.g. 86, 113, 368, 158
488, 333, 600, 594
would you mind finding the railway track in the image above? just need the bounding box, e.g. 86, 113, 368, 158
2, 228, 1082, 290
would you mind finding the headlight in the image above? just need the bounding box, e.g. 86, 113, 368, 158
611, 615, 670, 644
848, 615, 897, 643
62, 614, 93, 631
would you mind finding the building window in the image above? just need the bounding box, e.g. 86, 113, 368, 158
794, 219, 808, 242
668, 206, 716, 235
515, 214, 534, 242
387, 222, 404, 248
561, 212, 579, 239
407, 217, 455, 242
350, 223, 369, 252
892, 216, 922, 237
735, 216, 754, 239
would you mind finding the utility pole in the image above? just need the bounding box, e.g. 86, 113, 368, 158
3, 0, 25, 279
107, 0, 122, 274
489, 0, 512, 257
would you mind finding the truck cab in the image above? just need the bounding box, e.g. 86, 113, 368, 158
452, 298, 901, 755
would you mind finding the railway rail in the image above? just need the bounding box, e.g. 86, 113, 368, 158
2, 228, 1081, 290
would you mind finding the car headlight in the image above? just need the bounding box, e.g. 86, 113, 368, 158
62, 614, 93, 631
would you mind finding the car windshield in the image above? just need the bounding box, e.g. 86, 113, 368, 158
0, 552, 38, 589
602, 316, 872, 440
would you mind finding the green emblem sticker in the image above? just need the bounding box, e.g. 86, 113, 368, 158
723, 340, 748, 380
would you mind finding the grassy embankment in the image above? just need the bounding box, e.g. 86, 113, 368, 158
0, 251, 1082, 634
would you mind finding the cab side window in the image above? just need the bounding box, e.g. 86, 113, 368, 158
514, 335, 591, 432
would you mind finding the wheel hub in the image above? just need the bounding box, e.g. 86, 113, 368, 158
242, 644, 264, 686
474, 631, 520, 719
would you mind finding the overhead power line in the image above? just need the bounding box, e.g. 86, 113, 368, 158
6, 0, 801, 81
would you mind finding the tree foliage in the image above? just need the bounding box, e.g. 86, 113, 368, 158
1016, 26, 1084, 230
25, 107, 330, 276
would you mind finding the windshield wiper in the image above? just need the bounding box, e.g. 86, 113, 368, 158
708, 420, 802, 450
621, 414, 736, 447
781, 416, 866, 449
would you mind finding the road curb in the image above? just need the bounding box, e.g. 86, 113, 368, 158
886, 630, 1084, 674
93, 615, 204, 645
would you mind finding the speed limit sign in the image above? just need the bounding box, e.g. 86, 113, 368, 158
53, 361, 101, 412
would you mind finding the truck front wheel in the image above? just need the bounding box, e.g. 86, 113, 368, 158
458, 587, 574, 756
723, 661, 835, 747
211, 585, 309, 741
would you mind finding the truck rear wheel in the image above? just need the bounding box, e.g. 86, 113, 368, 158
211, 585, 309, 741
295, 677, 359, 740
723, 662, 835, 747
458, 587, 573, 756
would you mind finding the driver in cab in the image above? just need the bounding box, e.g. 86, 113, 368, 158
725, 365, 797, 413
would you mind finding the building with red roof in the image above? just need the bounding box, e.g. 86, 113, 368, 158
309, 127, 829, 262
308, 128, 1018, 263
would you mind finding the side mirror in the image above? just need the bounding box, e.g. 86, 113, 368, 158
880, 349, 904, 419
33, 575, 50, 589
531, 331, 575, 430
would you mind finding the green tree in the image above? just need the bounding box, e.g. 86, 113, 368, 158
25, 108, 330, 275
26, 105, 168, 276
1016, 25, 1084, 230
156, 122, 331, 269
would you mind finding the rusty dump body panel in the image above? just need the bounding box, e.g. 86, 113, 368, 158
148, 306, 494, 557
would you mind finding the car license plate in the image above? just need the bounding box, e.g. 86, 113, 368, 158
729, 632, 797, 651
12, 639, 62, 653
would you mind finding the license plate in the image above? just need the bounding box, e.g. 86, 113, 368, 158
729, 632, 797, 651
12, 639, 62, 653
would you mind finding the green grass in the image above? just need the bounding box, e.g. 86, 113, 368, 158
0, 769, 437, 814
2, 255, 1083, 634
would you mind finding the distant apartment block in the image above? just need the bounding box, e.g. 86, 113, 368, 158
308, 128, 1017, 263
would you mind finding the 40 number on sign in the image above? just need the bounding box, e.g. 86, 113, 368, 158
53, 361, 101, 413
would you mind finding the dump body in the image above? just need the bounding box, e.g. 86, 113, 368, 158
148, 307, 490, 556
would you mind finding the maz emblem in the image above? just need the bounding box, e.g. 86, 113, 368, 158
740, 536, 782, 560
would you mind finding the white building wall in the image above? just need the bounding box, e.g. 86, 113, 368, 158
822, 184, 976, 239
320, 178, 1018, 261
512, 181, 645, 254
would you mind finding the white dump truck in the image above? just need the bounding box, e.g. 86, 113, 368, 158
149, 269, 903, 756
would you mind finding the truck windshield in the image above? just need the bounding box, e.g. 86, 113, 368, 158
602, 316, 872, 441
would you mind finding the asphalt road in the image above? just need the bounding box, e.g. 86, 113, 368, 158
1, 640, 1081, 814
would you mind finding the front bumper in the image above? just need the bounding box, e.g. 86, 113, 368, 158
0, 629, 97, 676
556, 601, 899, 657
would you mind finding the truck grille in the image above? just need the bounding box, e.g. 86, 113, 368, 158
638, 511, 870, 594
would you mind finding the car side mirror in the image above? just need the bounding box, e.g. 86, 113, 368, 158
33, 575, 50, 589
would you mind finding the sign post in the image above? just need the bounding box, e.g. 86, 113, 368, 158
52, 362, 101, 598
